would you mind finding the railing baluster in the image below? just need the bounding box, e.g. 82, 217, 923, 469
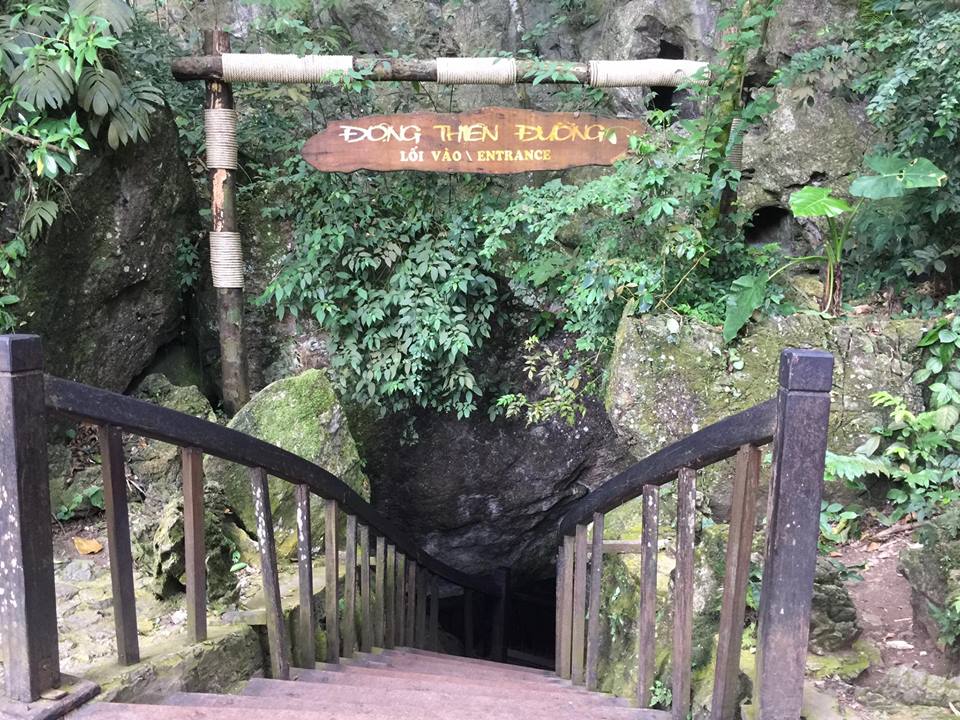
100, 425, 140, 666
324, 498, 339, 663
429, 573, 440, 651
385, 544, 396, 649
637, 485, 660, 707
559, 533, 575, 679
360, 524, 373, 653
491, 567, 510, 663
374, 535, 386, 648
672, 468, 697, 720
405, 560, 417, 646
416, 567, 428, 649
585, 512, 605, 690
343, 514, 357, 657
464, 588, 475, 657
0, 335, 60, 702
711, 444, 760, 720
755, 349, 833, 718
181, 447, 207, 644
395, 552, 406, 646
571, 523, 589, 685
295, 484, 316, 667
555, 545, 564, 672
250, 466, 290, 679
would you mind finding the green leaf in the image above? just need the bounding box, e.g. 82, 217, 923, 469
722, 273, 768, 343
849, 156, 948, 199
788, 186, 853, 218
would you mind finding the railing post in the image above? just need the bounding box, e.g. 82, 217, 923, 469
0, 335, 60, 702
490, 566, 510, 663
754, 349, 833, 719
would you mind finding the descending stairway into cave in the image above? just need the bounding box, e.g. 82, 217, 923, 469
69, 648, 668, 720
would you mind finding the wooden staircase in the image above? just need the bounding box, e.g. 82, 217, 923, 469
70, 648, 668, 720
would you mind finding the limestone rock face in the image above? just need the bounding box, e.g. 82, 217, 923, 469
809, 557, 861, 653
15, 108, 199, 393
899, 510, 960, 646
206, 369, 370, 558
604, 311, 926, 517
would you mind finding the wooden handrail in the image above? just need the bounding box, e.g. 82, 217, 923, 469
43, 375, 497, 595
557, 397, 777, 536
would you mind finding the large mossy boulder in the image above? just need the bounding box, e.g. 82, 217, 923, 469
206, 369, 370, 558
899, 509, 960, 646
604, 311, 926, 517
14, 108, 199, 393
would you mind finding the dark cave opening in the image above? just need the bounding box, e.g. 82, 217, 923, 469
649, 39, 686, 112
745, 205, 795, 248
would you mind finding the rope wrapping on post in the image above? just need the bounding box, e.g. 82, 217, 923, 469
436, 57, 517, 85
220, 53, 355, 83
588, 59, 709, 87
727, 118, 745, 170
203, 109, 238, 169
209, 231, 244, 289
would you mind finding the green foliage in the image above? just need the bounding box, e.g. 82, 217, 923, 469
913, 294, 960, 402
55, 485, 104, 521
1, 0, 166, 328
648, 680, 672, 710
493, 336, 587, 426
819, 499, 862, 548
777, 1, 960, 291
175, 236, 201, 291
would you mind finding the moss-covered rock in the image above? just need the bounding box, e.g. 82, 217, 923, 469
899, 509, 960, 645
810, 557, 861, 653
604, 311, 926, 518
206, 369, 370, 557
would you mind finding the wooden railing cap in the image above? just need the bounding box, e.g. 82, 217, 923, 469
0, 334, 43, 373
778, 348, 834, 392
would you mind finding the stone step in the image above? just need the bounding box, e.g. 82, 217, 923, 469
288, 666, 627, 704
238, 677, 626, 712
158, 689, 665, 720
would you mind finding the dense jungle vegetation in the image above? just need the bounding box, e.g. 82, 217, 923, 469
2, 0, 960, 643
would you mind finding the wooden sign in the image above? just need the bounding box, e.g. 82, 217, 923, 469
301, 107, 650, 175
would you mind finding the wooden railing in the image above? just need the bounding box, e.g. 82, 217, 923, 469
552, 348, 834, 720
0, 334, 500, 704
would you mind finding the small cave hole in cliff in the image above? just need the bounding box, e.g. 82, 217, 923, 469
650, 40, 686, 111
746, 205, 796, 249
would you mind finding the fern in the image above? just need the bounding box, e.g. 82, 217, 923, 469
10, 52, 74, 109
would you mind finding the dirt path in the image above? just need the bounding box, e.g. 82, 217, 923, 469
838, 534, 953, 683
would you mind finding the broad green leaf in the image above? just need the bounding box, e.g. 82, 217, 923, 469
849, 156, 948, 199
788, 186, 852, 218
722, 273, 768, 343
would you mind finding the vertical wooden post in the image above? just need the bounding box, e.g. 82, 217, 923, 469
490, 567, 510, 663
571, 524, 589, 685
464, 588, 475, 658
296, 484, 316, 667
555, 545, 564, 673
343, 515, 357, 658
415, 568, 428, 649
672, 468, 697, 720
755, 349, 833, 719
324, 499, 339, 663
559, 535, 575, 679
429, 574, 440, 651
250, 467, 291, 679
405, 561, 417, 646
395, 552, 406, 647
100, 425, 140, 666
374, 536, 386, 648
637, 485, 660, 707
182, 447, 207, 644
0, 335, 60, 702
585, 512, 605, 691
359, 525, 373, 653
711, 445, 760, 720
384, 544, 396, 649
203, 30, 248, 413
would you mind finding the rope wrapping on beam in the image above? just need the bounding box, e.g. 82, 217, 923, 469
203, 109, 237, 169
209, 231, 243, 288
220, 53, 354, 83
588, 59, 709, 87
436, 57, 517, 85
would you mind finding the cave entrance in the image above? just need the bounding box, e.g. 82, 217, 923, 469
746, 205, 796, 249
650, 40, 686, 111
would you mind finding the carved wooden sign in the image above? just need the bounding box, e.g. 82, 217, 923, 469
301, 107, 650, 174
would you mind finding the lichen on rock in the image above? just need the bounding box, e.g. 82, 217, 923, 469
205, 369, 370, 557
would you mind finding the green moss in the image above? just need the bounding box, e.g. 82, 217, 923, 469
805, 639, 879, 681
